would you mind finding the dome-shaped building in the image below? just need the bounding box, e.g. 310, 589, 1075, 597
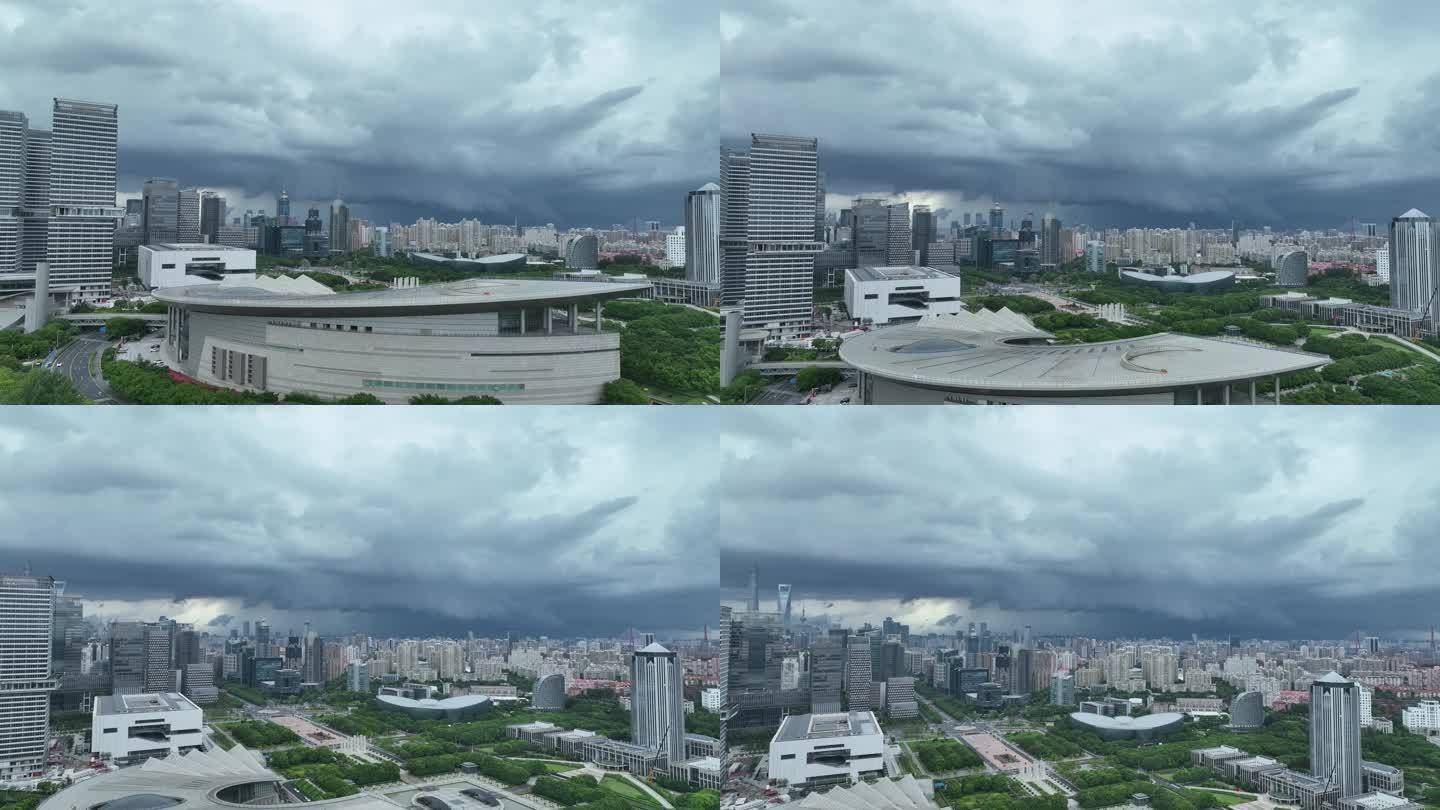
1230, 690, 1264, 730
533, 673, 566, 710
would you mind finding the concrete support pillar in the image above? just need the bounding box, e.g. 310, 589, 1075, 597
1195, 385, 1203, 405
1250, 379, 1257, 405
546, 307, 554, 335
570, 303, 579, 335
595, 301, 602, 334
1223, 385, 1231, 405
1274, 375, 1281, 405
519, 308, 526, 335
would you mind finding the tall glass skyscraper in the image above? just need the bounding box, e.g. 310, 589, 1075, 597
912, 205, 935, 265
684, 182, 720, 287
631, 642, 687, 765
0, 575, 56, 781
1310, 671, 1362, 797
46, 99, 119, 300
1390, 209, 1439, 328
143, 178, 180, 245
885, 201, 911, 265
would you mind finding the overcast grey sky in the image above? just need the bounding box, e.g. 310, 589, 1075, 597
721, 0, 1438, 231
0, 410, 716, 640
0, 0, 716, 229
717, 408, 1440, 641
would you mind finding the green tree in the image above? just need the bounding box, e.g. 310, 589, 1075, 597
409, 394, 451, 404
794, 366, 844, 391
0, 369, 87, 404
602, 378, 650, 404
335, 393, 385, 404
454, 395, 503, 404
105, 317, 148, 340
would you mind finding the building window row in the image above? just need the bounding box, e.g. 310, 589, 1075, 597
361, 380, 525, 393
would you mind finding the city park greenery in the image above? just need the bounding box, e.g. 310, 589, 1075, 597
604, 299, 721, 402
0, 366, 87, 404
934, 773, 1066, 810
911, 738, 986, 773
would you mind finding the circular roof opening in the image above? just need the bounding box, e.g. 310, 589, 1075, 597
91, 795, 185, 810
893, 337, 975, 354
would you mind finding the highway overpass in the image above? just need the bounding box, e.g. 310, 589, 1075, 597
747, 360, 849, 377
59, 313, 166, 327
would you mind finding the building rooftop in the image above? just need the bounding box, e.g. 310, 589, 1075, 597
153, 276, 652, 314
1346, 793, 1415, 810
376, 693, 491, 712
1120, 268, 1237, 285
1317, 671, 1352, 685
95, 693, 200, 715
145, 243, 255, 252
839, 307, 1328, 392
773, 711, 881, 744
1069, 712, 1186, 731
637, 642, 673, 655
1398, 209, 1430, 220
847, 265, 958, 283
791, 775, 937, 810
411, 252, 528, 265
1361, 760, 1401, 774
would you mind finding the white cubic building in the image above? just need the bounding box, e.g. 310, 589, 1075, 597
139, 243, 258, 289
91, 692, 204, 764
665, 227, 686, 268
701, 687, 721, 712
1375, 248, 1390, 284
768, 711, 887, 788
1402, 699, 1440, 734
844, 265, 963, 326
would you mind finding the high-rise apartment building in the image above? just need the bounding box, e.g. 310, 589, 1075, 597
0, 575, 57, 781
1311, 671, 1363, 797
685, 182, 720, 287
1087, 240, 1105, 274
845, 635, 872, 711
347, 660, 369, 693
885, 202, 911, 264
0, 112, 24, 274
1390, 209, 1439, 327
721, 135, 822, 337
142, 620, 176, 693
178, 188, 201, 243
632, 642, 687, 765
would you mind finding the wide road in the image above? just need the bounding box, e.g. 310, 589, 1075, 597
52, 336, 118, 404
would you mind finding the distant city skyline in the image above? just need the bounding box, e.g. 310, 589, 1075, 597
0, 0, 715, 230
0, 409, 717, 639
721, 0, 1440, 230
714, 409, 1440, 640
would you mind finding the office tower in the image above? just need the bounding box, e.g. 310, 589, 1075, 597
110, 621, 146, 695
329, 197, 350, 253
1390, 209, 1439, 327
374, 226, 390, 257
1013, 648, 1035, 695
565, 233, 599, 269
304, 633, 325, 683
885, 202, 911, 264
845, 635, 872, 711
1276, 250, 1309, 287
747, 564, 760, 612
143, 178, 180, 245
718, 148, 751, 307
1086, 241, 1105, 274
1050, 671, 1074, 706
850, 198, 889, 268
304, 208, 322, 234
632, 642, 686, 765
1311, 672, 1362, 797
41, 100, 118, 299
0, 112, 23, 274
277, 189, 291, 225
665, 226, 686, 267
200, 192, 225, 243
963, 213, 972, 228
685, 182, 720, 286
52, 592, 83, 676
777, 584, 792, 627
1041, 214, 1062, 265
242, 620, 250, 639
174, 626, 200, 669
143, 620, 176, 692
879, 640, 903, 681
1230, 690, 1264, 730
255, 620, 271, 651
1366, 637, 1380, 656
912, 205, 935, 265
718, 605, 731, 769
0, 575, 56, 781
178, 188, 200, 242
810, 635, 844, 714
815, 170, 826, 242
990, 204, 1005, 236
726, 135, 821, 336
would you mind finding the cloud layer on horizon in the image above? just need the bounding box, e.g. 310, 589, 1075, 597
0, 0, 717, 228
715, 409, 1440, 640
721, 0, 1440, 229
0, 409, 717, 639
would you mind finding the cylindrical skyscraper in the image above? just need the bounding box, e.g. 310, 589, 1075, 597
1391, 209, 1440, 330
631, 642, 686, 766
685, 182, 720, 287
1311, 671, 1362, 797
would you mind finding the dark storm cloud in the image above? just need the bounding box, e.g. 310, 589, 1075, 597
714, 409, 1440, 640
0, 410, 716, 638
0, 0, 716, 228
721, 0, 1439, 229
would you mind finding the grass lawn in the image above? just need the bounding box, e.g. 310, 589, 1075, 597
541, 762, 579, 774
600, 774, 658, 806
1207, 793, 1257, 806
